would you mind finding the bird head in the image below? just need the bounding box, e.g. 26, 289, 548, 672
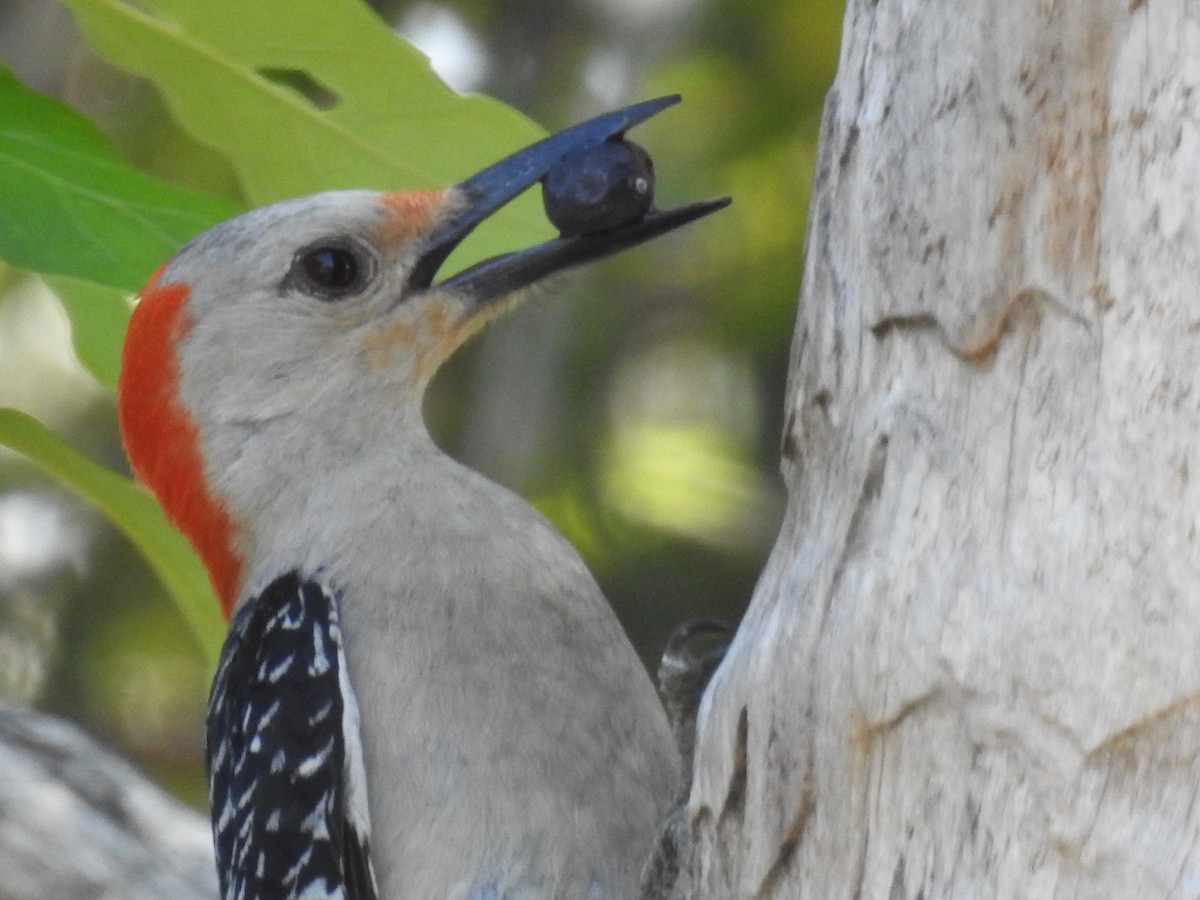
117, 97, 727, 616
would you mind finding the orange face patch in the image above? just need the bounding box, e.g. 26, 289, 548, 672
376, 189, 446, 247
359, 293, 468, 377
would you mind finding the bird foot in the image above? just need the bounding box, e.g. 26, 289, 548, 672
638, 617, 733, 900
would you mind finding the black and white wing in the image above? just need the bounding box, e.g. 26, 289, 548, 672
206, 571, 377, 900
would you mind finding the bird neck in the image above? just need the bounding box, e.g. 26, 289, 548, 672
217, 407, 444, 612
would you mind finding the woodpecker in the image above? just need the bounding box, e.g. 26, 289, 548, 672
117, 97, 727, 900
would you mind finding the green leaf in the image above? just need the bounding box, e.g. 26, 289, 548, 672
62, 0, 553, 268
0, 408, 223, 665
0, 63, 239, 292
44, 275, 132, 392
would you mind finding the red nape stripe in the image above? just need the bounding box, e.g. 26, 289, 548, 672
118, 278, 243, 620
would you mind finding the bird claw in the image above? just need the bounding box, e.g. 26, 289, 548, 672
659, 617, 734, 764
638, 617, 734, 900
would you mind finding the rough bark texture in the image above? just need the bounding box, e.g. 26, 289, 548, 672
684, 2, 1200, 898
0, 707, 216, 900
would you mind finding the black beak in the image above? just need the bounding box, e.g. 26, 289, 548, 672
407, 95, 730, 301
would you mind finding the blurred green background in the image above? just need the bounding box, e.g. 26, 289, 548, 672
0, 0, 842, 804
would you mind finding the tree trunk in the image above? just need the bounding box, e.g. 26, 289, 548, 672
0, 707, 216, 900
683, 2, 1200, 898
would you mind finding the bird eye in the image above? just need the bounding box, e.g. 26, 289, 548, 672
291, 241, 373, 300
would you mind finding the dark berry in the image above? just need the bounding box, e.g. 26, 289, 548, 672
542, 139, 655, 236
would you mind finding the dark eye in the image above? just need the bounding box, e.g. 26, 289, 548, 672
291, 241, 372, 299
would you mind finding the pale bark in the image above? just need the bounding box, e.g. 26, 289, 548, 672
0, 707, 216, 900
683, 2, 1200, 898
